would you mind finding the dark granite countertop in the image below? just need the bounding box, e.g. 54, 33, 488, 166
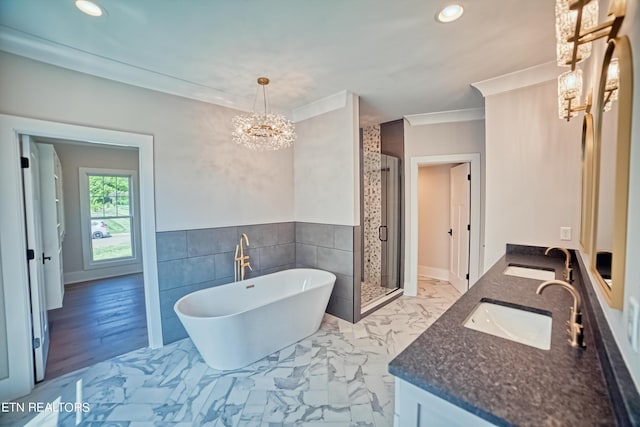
389, 250, 615, 426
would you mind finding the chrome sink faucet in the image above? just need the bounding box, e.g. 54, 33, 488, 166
234, 233, 252, 281
537, 280, 585, 348
545, 246, 573, 282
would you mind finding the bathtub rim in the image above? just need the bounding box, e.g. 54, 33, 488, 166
173, 268, 336, 321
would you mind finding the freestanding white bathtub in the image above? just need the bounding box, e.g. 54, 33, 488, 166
174, 268, 336, 370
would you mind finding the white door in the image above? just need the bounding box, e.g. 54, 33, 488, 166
21, 136, 50, 381
449, 163, 470, 294
38, 144, 65, 309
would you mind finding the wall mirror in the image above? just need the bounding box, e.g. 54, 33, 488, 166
580, 112, 594, 251
590, 35, 632, 309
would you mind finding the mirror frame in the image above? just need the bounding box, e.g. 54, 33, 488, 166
590, 35, 633, 309
580, 112, 595, 251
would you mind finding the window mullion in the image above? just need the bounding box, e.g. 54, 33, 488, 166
93, 215, 132, 221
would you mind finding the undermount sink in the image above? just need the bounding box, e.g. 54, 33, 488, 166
503, 264, 555, 281
464, 299, 552, 350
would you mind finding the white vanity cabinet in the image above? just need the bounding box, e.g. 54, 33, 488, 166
38, 143, 65, 309
394, 378, 496, 427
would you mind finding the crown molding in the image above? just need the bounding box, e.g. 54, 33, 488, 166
0, 26, 247, 111
0, 26, 352, 121
471, 61, 559, 97
290, 90, 349, 123
404, 108, 485, 126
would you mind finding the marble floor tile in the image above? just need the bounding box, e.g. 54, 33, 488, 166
3, 279, 460, 427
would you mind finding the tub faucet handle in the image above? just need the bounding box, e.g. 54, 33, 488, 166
240, 260, 252, 281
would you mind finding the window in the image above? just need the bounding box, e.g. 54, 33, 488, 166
79, 168, 139, 269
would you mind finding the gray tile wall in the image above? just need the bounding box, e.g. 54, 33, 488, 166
295, 222, 360, 323
156, 222, 295, 344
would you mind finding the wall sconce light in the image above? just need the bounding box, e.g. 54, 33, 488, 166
555, 0, 598, 66
554, 0, 626, 121
567, 0, 626, 48
558, 69, 585, 120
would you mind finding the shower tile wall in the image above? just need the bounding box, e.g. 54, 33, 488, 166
156, 223, 296, 344
362, 125, 382, 287
156, 222, 359, 344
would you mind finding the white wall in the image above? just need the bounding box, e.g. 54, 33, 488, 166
49, 142, 143, 283
0, 52, 294, 232
404, 119, 485, 284
484, 80, 582, 269
294, 93, 360, 225
418, 165, 451, 277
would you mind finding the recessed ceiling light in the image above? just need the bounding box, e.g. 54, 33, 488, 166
75, 0, 103, 17
437, 4, 464, 23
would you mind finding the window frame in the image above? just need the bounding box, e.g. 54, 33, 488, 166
79, 167, 141, 270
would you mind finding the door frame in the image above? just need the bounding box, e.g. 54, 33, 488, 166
0, 114, 162, 401
407, 153, 481, 296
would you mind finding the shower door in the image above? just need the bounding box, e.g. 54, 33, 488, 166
379, 154, 400, 291
361, 150, 401, 309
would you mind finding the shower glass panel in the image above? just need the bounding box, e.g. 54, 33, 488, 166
361, 153, 401, 309
380, 155, 399, 290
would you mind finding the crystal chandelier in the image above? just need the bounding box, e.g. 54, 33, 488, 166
232, 77, 296, 151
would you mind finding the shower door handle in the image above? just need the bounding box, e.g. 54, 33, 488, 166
379, 226, 388, 242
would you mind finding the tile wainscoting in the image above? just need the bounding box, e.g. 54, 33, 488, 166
156, 222, 361, 344
295, 222, 361, 323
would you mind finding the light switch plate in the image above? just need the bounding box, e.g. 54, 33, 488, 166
627, 297, 639, 352
560, 227, 572, 241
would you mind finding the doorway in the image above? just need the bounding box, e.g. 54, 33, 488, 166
408, 153, 481, 297
417, 162, 470, 294
23, 137, 148, 380
0, 114, 161, 401
20, 135, 148, 380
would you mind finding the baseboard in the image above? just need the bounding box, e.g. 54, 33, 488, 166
418, 266, 450, 281
64, 263, 143, 285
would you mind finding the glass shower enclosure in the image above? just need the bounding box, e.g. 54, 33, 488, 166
361, 153, 401, 310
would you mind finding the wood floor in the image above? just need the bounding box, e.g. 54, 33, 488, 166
44, 273, 147, 381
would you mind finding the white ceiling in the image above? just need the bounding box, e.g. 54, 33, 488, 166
0, 0, 557, 124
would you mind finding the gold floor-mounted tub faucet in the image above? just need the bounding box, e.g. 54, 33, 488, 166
234, 233, 252, 281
